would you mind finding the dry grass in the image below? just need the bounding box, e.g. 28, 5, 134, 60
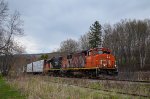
7, 75, 150, 99
46, 76, 150, 97
89, 80, 150, 96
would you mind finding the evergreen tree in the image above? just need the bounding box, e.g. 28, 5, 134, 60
88, 21, 102, 48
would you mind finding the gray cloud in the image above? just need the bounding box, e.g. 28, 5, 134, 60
8, 0, 150, 53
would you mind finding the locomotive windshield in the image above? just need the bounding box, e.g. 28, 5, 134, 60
98, 50, 103, 54
98, 50, 110, 54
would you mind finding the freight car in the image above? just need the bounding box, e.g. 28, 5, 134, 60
26, 47, 118, 77
26, 60, 44, 74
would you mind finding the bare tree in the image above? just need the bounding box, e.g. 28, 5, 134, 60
79, 33, 90, 50
0, 0, 24, 76
59, 38, 79, 53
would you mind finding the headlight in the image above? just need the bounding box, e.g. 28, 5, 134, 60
109, 60, 111, 65
103, 64, 106, 67
115, 61, 117, 68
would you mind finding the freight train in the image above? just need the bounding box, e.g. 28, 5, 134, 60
26, 47, 118, 77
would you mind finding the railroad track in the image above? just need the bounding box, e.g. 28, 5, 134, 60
90, 78, 150, 84
109, 79, 150, 83
53, 75, 150, 84
32, 73, 150, 83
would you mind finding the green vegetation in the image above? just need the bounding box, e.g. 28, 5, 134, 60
88, 21, 102, 48
40, 54, 48, 60
0, 76, 26, 99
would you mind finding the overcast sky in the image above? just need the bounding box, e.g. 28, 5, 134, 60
8, 0, 150, 54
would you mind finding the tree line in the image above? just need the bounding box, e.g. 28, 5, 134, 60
58, 19, 150, 71
103, 19, 150, 71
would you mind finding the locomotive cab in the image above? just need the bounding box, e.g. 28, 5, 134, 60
85, 48, 118, 74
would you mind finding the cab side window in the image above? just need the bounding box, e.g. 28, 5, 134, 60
103, 51, 110, 54
88, 51, 92, 56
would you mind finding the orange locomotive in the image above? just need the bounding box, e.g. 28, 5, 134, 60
85, 48, 116, 70
44, 47, 118, 76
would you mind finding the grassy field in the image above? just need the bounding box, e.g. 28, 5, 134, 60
0, 76, 26, 99
47, 76, 150, 97
7, 75, 150, 99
